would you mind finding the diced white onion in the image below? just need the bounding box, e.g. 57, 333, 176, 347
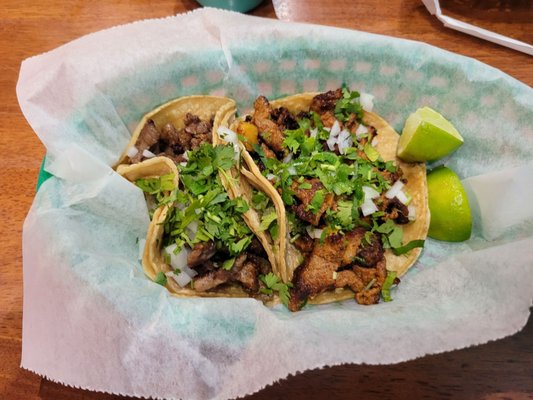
306, 226, 323, 239
127, 147, 139, 158
385, 180, 405, 199
216, 126, 240, 159
337, 129, 353, 155
138, 238, 146, 260
288, 166, 297, 175
361, 199, 378, 216
355, 124, 369, 138
330, 120, 341, 138
371, 137, 379, 146
182, 152, 189, 161
326, 137, 337, 151
310, 127, 318, 138
360, 92, 375, 112
363, 185, 380, 200
165, 244, 189, 270
324, 127, 331, 132
179, 162, 187, 167
282, 153, 293, 163
166, 270, 192, 288
266, 173, 275, 181
408, 205, 416, 221
396, 189, 409, 205
332, 271, 337, 280
142, 149, 156, 158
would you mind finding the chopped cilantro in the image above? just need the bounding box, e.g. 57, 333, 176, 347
222, 258, 235, 271
259, 210, 278, 232
259, 272, 293, 307
392, 239, 425, 255
381, 271, 398, 302
154, 271, 167, 286
363, 143, 380, 162
307, 189, 326, 213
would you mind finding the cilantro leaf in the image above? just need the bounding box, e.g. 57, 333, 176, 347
154, 271, 167, 286
381, 271, 398, 302
259, 210, 278, 232
307, 189, 326, 213
259, 272, 293, 306
392, 239, 425, 255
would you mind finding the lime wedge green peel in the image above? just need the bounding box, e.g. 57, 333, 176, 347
398, 107, 464, 162
427, 166, 472, 242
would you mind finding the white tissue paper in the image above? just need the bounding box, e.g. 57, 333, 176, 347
18, 8, 533, 400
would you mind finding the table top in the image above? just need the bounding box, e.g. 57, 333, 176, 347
1, 1, 532, 399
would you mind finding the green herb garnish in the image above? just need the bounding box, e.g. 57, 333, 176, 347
260, 272, 293, 306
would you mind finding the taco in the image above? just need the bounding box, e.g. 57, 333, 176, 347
233, 88, 430, 311
115, 96, 287, 305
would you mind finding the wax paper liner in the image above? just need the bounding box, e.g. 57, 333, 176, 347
17, 8, 533, 400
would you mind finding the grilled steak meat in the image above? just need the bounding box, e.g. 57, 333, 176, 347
335, 259, 387, 305
188, 241, 217, 268
130, 119, 160, 163
288, 228, 386, 311
129, 113, 213, 164
271, 106, 299, 130
290, 179, 334, 226
380, 196, 410, 225
192, 253, 267, 294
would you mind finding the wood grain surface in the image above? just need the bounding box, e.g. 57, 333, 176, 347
1, 0, 532, 399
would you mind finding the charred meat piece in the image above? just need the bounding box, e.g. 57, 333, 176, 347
320, 111, 338, 129
335, 259, 387, 305
188, 241, 217, 268
252, 96, 286, 156
271, 107, 299, 130
231, 254, 260, 293
160, 123, 181, 147
130, 119, 160, 163
290, 179, 334, 226
184, 113, 213, 150
377, 164, 404, 186
355, 232, 384, 268
288, 233, 346, 311
294, 234, 314, 254
260, 142, 277, 159
193, 269, 231, 292
310, 88, 343, 114
248, 237, 266, 257
380, 196, 410, 225
247, 254, 271, 275
288, 229, 386, 311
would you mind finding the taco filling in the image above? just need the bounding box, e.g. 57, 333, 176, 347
135, 143, 290, 304
238, 88, 426, 311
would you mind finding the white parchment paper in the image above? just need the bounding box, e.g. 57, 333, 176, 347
18, 8, 533, 400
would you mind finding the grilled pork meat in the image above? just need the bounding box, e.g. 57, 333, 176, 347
288, 228, 386, 311
378, 196, 410, 225
252, 96, 287, 156
310, 88, 343, 114
271, 106, 299, 130
290, 179, 334, 226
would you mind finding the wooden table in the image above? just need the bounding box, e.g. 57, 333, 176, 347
1, 0, 532, 399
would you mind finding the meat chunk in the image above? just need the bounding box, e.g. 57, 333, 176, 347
320, 111, 338, 129
130, 119, 160, 163
290, 179, 334, 226
252, 96, 286, 155
288, 233, 346, 311
355, 232, 384, 267
193, 269, 231, 292
294, 234, 314, 254
271, 107, 299, 130
188, 241, 217, 268
288, 229, 386, 311
334, 259, 387, 305
310, 88, 342, 114
380, 197, 410, 225
232, 257, 260, 293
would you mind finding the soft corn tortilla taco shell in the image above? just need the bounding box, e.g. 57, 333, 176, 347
116, 98, 280, 305
115, 95, 236, 167
237, 93, 429, 304
215, 106, 284, 282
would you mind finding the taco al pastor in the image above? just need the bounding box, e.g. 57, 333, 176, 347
234, 88, 430, 311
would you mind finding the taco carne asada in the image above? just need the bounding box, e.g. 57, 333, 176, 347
115, 96, 288, 305
233, 88, 429, 311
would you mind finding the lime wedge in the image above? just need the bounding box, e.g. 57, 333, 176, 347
398, 107, 464, 162
427, 166, 472, 242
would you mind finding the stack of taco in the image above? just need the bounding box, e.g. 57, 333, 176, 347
115, 89, 429, 311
